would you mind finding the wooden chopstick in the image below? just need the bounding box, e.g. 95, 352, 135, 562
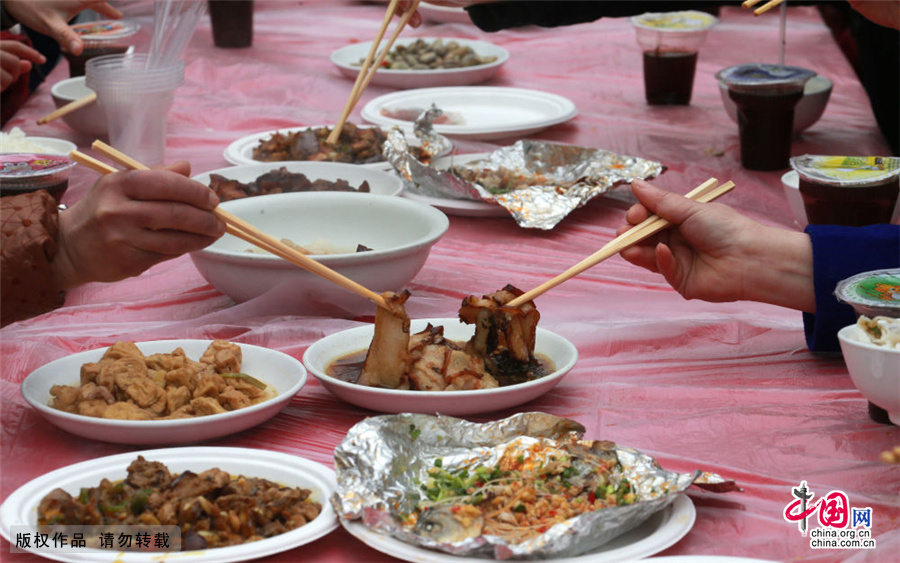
75, 142, 389, 310
37, 92, 98, 125
326, 0, 419, 145
505, 179, 735, 308
743, 0, 785, 16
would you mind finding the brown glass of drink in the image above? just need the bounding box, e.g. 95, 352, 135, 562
208, 0, 254, 48
717, 64, 814, 171
64, 20, 138, 78
631, 11, 717, 106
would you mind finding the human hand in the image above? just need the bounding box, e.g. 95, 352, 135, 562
0, 39, 45, 92
395, 0, 491, 28
618, 180, 815, 311
3, 1, 123, 54
847, 0, 900, 30
52, 161, 226, 289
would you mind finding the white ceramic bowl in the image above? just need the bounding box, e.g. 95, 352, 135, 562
330, 37, 508, 89
193, 161, 405, 198
838, 323, 900, 424
20, 340, 307, 445
303, 318, 578, 416
50, 76, 107, 138
718, 75, 833, 134
780, 170, 807, 228
190, 192, 449, 306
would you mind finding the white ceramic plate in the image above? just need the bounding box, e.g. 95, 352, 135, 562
302, 317, 577, 415
0, 447, 338, 563
417, 2, 474, 25
401, 152, 506, 217
193, 161, 404, 197
361, 87, 578, 141
645, 557, 781, 563
330, 37, 508, 89
21, 340, 307, 445
342, 494, 694, 562
223, 125, 450, 167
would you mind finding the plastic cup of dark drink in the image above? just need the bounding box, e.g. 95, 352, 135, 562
790, 155, 900, 226
208, 0, 254, 48
64, 20, 139, 78
716, 64, 814, 171
631, 11, 717, 106
0, 154, 76, 203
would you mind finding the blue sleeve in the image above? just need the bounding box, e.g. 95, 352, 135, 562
803, 224, 900, 352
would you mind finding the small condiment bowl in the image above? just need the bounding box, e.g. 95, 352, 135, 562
50, 76, 108, 138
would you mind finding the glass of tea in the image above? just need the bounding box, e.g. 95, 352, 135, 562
631, 11, 717, 106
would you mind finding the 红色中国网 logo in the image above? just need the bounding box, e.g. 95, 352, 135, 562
783, 481, 877, 549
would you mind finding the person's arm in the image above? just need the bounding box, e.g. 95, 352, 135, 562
2, 0, 121, 54
618, 180, 816, 312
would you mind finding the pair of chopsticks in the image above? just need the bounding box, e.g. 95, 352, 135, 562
37, 92, 98, 125
506, 178, 735, 308
743, 0, 785, 16
326, 0, 420, 144
70, 140, 389, 310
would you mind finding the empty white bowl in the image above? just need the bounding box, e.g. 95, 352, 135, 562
190, 192, 449, 308
719, 74, 833, 134
838, 323, 900, 425
50, 76, 107, 137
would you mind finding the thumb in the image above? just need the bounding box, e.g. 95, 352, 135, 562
631, 179, 705, 227
161, 160, 191, 177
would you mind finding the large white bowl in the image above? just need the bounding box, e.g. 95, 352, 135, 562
838, 323, 900, 425
190, 192, 449, 306
193, 161, 404, 198
20, 340, 307, 445
303, 317, 578, 415
718, 75, 833, 134
50, 75, 107, 138
330, 37, 508, 89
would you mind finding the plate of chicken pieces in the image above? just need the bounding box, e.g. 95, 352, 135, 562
20, 340, 307, 445
302, 286, 578, 415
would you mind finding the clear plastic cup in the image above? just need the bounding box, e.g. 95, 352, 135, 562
64, 20, 139, 77
716, 63, 815, 171
86, 54, 185, 167
631, 11, 717, 105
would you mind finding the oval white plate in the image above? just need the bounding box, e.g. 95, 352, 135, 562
342, 494, 694, 562
193, 161, 404, 197
361, 87, 578, 141
21, 340, 307, 445
303, 317, 577, 416
417, 2, 474, 25
401, 152, 506, 217
330, 37, 508, 89
223, 125, 450, 168
0, 447, 338, 563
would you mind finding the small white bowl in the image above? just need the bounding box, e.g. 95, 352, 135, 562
50, 75, 107, 138
719, 74, 833, 134
190, 192, 449, 307
780, 170, 807, 228
20, 340, 307, 445
193, 161, 405, 198
838, 323, 900, 425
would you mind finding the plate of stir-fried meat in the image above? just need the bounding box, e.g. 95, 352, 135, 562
302, 286, 578, 415
223, 123, 448, 168
0, 447, 338, 562
20, 340, 307, 445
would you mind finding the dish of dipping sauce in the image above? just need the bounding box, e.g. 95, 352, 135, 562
790, 155, 900, 226
0, 153, 76, 201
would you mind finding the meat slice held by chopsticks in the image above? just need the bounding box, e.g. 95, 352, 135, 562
459, 285, 540, 373
358, 291, 411, 389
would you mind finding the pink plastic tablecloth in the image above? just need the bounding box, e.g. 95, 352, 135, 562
1, 2, 897, 562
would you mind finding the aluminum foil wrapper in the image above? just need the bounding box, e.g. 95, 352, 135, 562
384, 114, 664, 230
333, 412, 719, 560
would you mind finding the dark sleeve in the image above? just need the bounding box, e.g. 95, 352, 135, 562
466, 1, 743, 31
803, 224, 900, 352
0, 191, 65, 327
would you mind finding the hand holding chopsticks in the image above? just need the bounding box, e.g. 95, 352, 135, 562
506, 178, 735, 308
742, 0, 785, 16
327, 0, 421, 144
72, 141, 389, 310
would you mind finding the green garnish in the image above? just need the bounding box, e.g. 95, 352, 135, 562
221, 373, 267, 390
